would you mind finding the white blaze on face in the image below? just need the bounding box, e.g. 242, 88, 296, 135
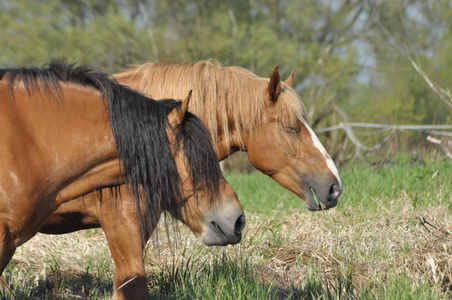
303, 121, 342, 188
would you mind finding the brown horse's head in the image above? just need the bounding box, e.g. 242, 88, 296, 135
171, 179, 244, 246
166, 93, 245, 246
245, 67, 342, 211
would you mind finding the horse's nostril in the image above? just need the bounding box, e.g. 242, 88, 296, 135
329, 184, 341, 199
234, 214, 245, 235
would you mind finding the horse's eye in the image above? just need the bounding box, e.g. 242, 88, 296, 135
281, 126, 299, 134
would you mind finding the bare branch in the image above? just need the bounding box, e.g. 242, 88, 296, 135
308, 65, 361, 119
407, 55, 452, 110
377, 22, 452, 110
310, 93, 337, 128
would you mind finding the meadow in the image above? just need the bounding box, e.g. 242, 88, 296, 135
2, 158, 451, 299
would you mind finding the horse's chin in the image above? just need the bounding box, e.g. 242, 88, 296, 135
304, 188, 327, 211
201, 220, 243, 246
201, 233, 232, 246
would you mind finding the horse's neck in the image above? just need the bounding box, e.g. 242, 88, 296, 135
49, 85, 122, 203
113, 71, 145, 95
213, 134, 243, 160
55, 158, 121, 205
114, 70, 247, 160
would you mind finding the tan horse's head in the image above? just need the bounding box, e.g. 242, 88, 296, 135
165, 92, 245, 245
115, 60, 342, 211
245, 67, 342, 211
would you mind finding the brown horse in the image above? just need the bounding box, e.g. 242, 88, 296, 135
41, 60, 342, 298
0, 61, 244, 299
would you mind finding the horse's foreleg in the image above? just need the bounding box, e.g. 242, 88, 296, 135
0, 227, 16, 278
97, 196, 150, 300
0, 227, 15, 299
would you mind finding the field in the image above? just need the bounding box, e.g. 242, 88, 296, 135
2, 158, 451, 299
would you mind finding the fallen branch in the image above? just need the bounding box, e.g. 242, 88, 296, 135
317, 122, 452, 153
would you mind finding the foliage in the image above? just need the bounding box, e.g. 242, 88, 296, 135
1, 1, 450, 128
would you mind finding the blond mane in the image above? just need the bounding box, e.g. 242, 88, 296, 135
118, 60, 306, 148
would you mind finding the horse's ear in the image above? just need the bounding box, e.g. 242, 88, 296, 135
266, 65, 281, 103
284, 69, 295, 88
168, 90, 192, 129
179, 90, 191, 121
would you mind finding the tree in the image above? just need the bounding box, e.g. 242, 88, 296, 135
1, 0, 450, 163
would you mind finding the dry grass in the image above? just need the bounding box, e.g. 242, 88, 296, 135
5, 201, 451, 299
246, 206, 452, 297
3, 230, 113, 299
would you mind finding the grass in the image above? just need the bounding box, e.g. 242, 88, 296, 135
2, 158, 451, 299
227, 157, 452, 214
149, 252, 277, 299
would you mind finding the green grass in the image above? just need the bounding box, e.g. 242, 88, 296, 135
3, 158, 452, 299
223, 172, 302, 215
339, 159, 451, 211
372, 272, 442, 300
225, 158, 452, 213
148, 252, 277, 300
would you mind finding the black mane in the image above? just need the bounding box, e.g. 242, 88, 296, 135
0, 60, 222, 229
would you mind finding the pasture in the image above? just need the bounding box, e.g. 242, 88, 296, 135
3, 158, 451, 299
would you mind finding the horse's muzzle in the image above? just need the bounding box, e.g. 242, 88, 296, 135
305, 179, 342, 211
202, 203, 245, 246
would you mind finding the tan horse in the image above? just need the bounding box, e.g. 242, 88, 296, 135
0, 61, 244, 300
41, 60, 342, 299
116, 60, 343, 207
